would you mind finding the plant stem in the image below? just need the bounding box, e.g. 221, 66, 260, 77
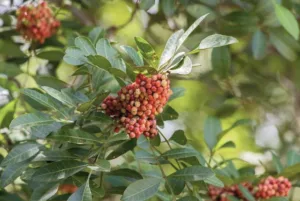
149, 142, 175, 199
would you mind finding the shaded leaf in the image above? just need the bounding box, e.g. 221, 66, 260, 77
170, 130, 187, 145
252, 30, 267, 60
74, 36, 96, 56
121, 46, 144, 66
1, 160, 28, 188
169, 166, 214, 181
37, 50, 64, 61
106, 140, 136, 160
178, 196, 198, 201
162, 0, 176, 17
162, 148, 199, 159
30, 183, 59, 201
204, 116, 222, 150
10, 112, 54, 129
32, 160, 88, 182
204, 175, 224, 188
88, 27, 105, 44
30, 122, 62, 139
64, 47, 86, 65
272, 152, 283, 173
134, 37, 158, 67
121, 178, 162, 201
1, 143, 41, 166
67, 181, 92, 201
140, 0, 155, 10
238, 184, 255, 201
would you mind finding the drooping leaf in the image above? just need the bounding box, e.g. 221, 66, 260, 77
42, 86, 76, 107
169, 166, 214, 181
106, 140, 136, 160
170, 130, 187, 145
272, 152, 283, 173
121, 46, 144, 66
0, 160, 29, 188
204, 175, 224, 188
251, 29, 267, 60
275, 4, 299, 40
162, 147, 199, 159
216, 141, 236, 150
67, 181, 92, 201
211, 46, 230, 78
140, 0, 155, 10
204, 116, 222, 150
238, 184, 256, 201
74, 36, 96, 56
162, 0, 176, 17
199, 34, 238, 49
32, 160, 88, 182
121, 178, 162, 201
30, 122, 62, 139
48, 129, 100, 145
33, 150, 76, 162
108, 168, 143, 180
159, 29, 184, 68
177, 13, 209, 49
30, 183, 59, 201
10, 112, 54, 129
1, 143, 42, 166
37, 50, 64, 61
165, 177, 185, 195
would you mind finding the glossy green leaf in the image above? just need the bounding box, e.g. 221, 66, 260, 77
204, 116, 222, 150
30, 183, 59, 201
0, 160, 28, 187
252, 30, 267, 60
74, 36, 96, 56
121, 178, 162, 201
199, 34, 238, 49
275, 4, 299, 40
159, 29, 184, 68
1, 143, 42, 166
87, 55, 111, 71
169, 166, 214, 181
32, 160, 88, 182
67, 181, 92, 201
162, 147, 199, 159
121, 46, 144, 66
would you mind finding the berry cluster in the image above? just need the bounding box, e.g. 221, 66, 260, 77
101, 73, 172, 138
58, 184, 78, 194
16, 1, 60, 44
208, 182, 253, 201
255, 176, 291, 199
208, 176, 291, 201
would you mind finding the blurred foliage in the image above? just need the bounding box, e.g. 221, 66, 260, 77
1, 0, 300, 200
